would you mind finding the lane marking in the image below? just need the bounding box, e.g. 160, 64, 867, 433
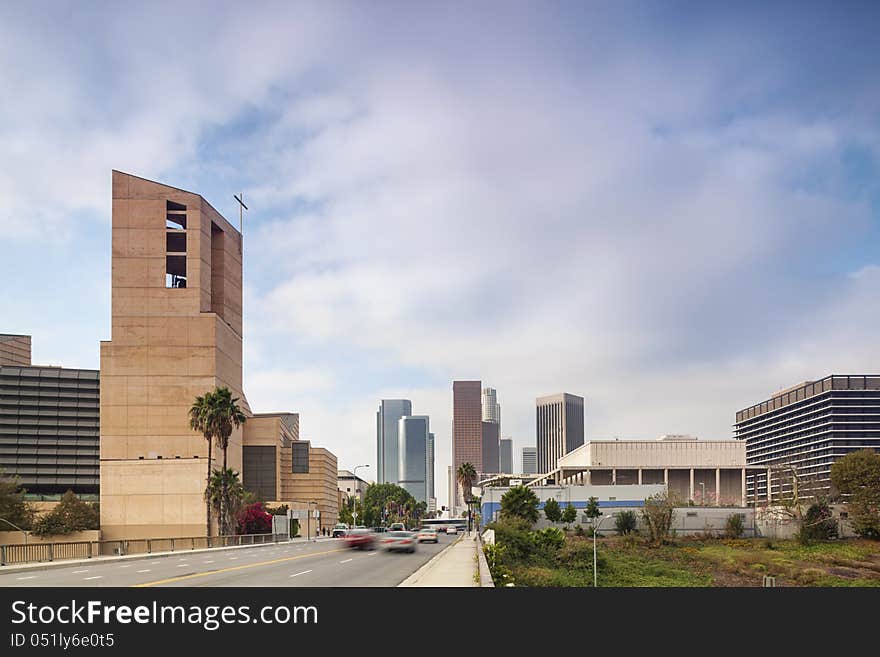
72, 570, 89, 574
16, 576, 37, 580
203, 560, 215, 564
229, 557, 238, 560
340, 558, 353, 564
137, 569, 151, 573
84, 576, 102, 581
119, 565, 130, 568
290, 570, 312, 577
133, 548, 346, 587
176, 564, 189, 567
367, 552, 377, 556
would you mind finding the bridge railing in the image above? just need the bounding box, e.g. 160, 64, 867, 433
0, 533, 284, 567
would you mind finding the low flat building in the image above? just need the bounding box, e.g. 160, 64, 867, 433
338, 469, 370, 502
530, 435, 765, 506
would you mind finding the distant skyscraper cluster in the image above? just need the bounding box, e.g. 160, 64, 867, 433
376, 399, 434, 504
536, 393, 585, 474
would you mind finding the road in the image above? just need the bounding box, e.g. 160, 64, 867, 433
0, 534, 454, 587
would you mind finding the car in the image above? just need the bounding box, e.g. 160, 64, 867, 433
388, 522, 406, 532
416, 528, 439, 543
445, 526, 458, 535
382, 531, 417, 553
344, 528, 376, 550
372, 526, 387, 533
331, 523, 350, 538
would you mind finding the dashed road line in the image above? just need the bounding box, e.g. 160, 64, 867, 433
290, 570, 312, 577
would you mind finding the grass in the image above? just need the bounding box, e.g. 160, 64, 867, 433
505, 535, 880, 587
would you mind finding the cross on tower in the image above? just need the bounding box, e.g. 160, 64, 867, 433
233, 192, 248, 253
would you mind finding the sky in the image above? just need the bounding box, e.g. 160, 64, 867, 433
1, 1, 879, 507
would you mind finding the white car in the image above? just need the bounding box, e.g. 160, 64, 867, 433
446, 526, 458, 535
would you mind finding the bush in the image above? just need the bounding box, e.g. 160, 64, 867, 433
532, 527, 565, 553
615, 510, 637, 535
799, 502, 838, 542
491, 517, 536, 562
483, 543, 513, 586
725, 513, 745, 539
236, 502, 273, 535
31, 491, 99, 536
642, 491, 676, 546
574, 525, 584, 537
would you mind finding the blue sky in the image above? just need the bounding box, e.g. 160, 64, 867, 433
2, 2, 879, 506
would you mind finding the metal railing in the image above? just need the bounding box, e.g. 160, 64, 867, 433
0, 533, 283, 567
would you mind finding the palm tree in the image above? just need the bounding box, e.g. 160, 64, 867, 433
189, 392, 220, 536
457, 462, 477, 531
212, 388, 246, 535
207, 467, 245, 535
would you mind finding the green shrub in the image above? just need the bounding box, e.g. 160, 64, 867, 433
574, 525, 584, 537
491, 517, 536, 562
799, 503, 838, 542
31, 491, 99, 536
483, 543, 514, 586
532, 527, 565, 556
615, 510, 637, 535
725, 513, 745, 539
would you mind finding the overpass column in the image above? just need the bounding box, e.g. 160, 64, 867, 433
741, 468, 747, 506
586, 469, 591, 486
689, 468, 694, 503
663, 468, 668, 486
612, 468, 616, 485
638, 469, 642, 485
715, 468, 721, 506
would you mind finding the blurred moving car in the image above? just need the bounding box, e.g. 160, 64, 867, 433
372, 526, 387, 533
382, 531, 417, 553
445, 526, 458, 535
389, 522, 406, 532
332, 523, 350, 538
416, 528, 439, 543
344, 528, 376, 550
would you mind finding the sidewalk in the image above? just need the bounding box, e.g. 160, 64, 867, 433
398, 532, 480, 587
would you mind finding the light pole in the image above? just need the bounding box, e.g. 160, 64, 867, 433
0, 518, 28, 544
352, 465, 369, 527
593, 514, 611, 588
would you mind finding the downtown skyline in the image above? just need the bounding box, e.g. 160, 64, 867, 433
2, 2, 880, 510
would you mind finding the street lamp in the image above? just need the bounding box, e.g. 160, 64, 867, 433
593, 514, 611, 588
352, 465, 369, 527
0, 518, 28, 544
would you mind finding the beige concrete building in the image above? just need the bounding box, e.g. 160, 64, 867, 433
289, 446, 338, 536
0, 334, 31, 366
531, 435, 765, 506
100, 171, 249, 540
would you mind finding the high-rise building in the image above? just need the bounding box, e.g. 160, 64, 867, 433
453, 380, 482, 511
499, 438, 513, 474
521, 446, 537, 475
0, 334, 32, 366
100, 171, 249, 540
482, 387, 501, 424
376, 399, 412, 484
481, 421, 500, 475
427, 432, 435, 500
398, 415, 429, 503
536, 393, 585, 474
0, 335, 99, 496
735, 375, 880, 501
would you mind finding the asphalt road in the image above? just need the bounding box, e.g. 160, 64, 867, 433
0, 534, 454, 587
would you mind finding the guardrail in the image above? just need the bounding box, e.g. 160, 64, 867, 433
0, 533, 283, 566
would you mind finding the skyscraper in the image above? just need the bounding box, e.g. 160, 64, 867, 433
536, 393, 585, 474
376, 399, 412, 484
398, 415, 429, 503
735, 375, 880, 501
427, 432, 435, 500
499, 438, 513, 474
453, 380, 482, 511
481, 421, 500, 475
521, 446, 537, 475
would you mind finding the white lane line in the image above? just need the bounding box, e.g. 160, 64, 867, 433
83, 576, 102, 581
203, 560, 215, 564
151, 561, 160, 565
71, 570, 89, 574
340, 558, 353, 564
176, 564, 189, 567
119, 565, 130, 568
367, 552, 377, 556
136, 569, 151, 573
229, 557, 238, 560
16, 576, 37, 580
290, 570, 312, 578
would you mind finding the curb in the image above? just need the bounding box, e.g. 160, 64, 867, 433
0, 536, 336, 575
397, 534, 463, 587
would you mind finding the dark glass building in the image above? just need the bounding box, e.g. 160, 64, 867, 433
735, 375, 880, 501
0, 364, 100, 496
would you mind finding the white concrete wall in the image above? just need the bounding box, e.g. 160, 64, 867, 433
559, 439, 747, 468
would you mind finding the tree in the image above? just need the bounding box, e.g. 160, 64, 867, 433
457, 462, 478, 530
31, 491, 99, 536
339, 497, 355, 525
499, 485, 539, 524
190, 387, 246, 536
543, 497, 562, 524
360, 483, 417, 527
831, 450, 880, 539
583, 496, 601, 523
206, 468, 244, 535
615, 510, 637, 535
236, 502, 273, 535
800, 502, 838, 541
0, 470, 35, 532
642, 491, 676, 547
725, 513, 745, 538
562, 503, 577, 526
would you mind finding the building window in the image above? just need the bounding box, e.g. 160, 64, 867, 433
292, 442, 309, 474
165, 200, 187, 288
